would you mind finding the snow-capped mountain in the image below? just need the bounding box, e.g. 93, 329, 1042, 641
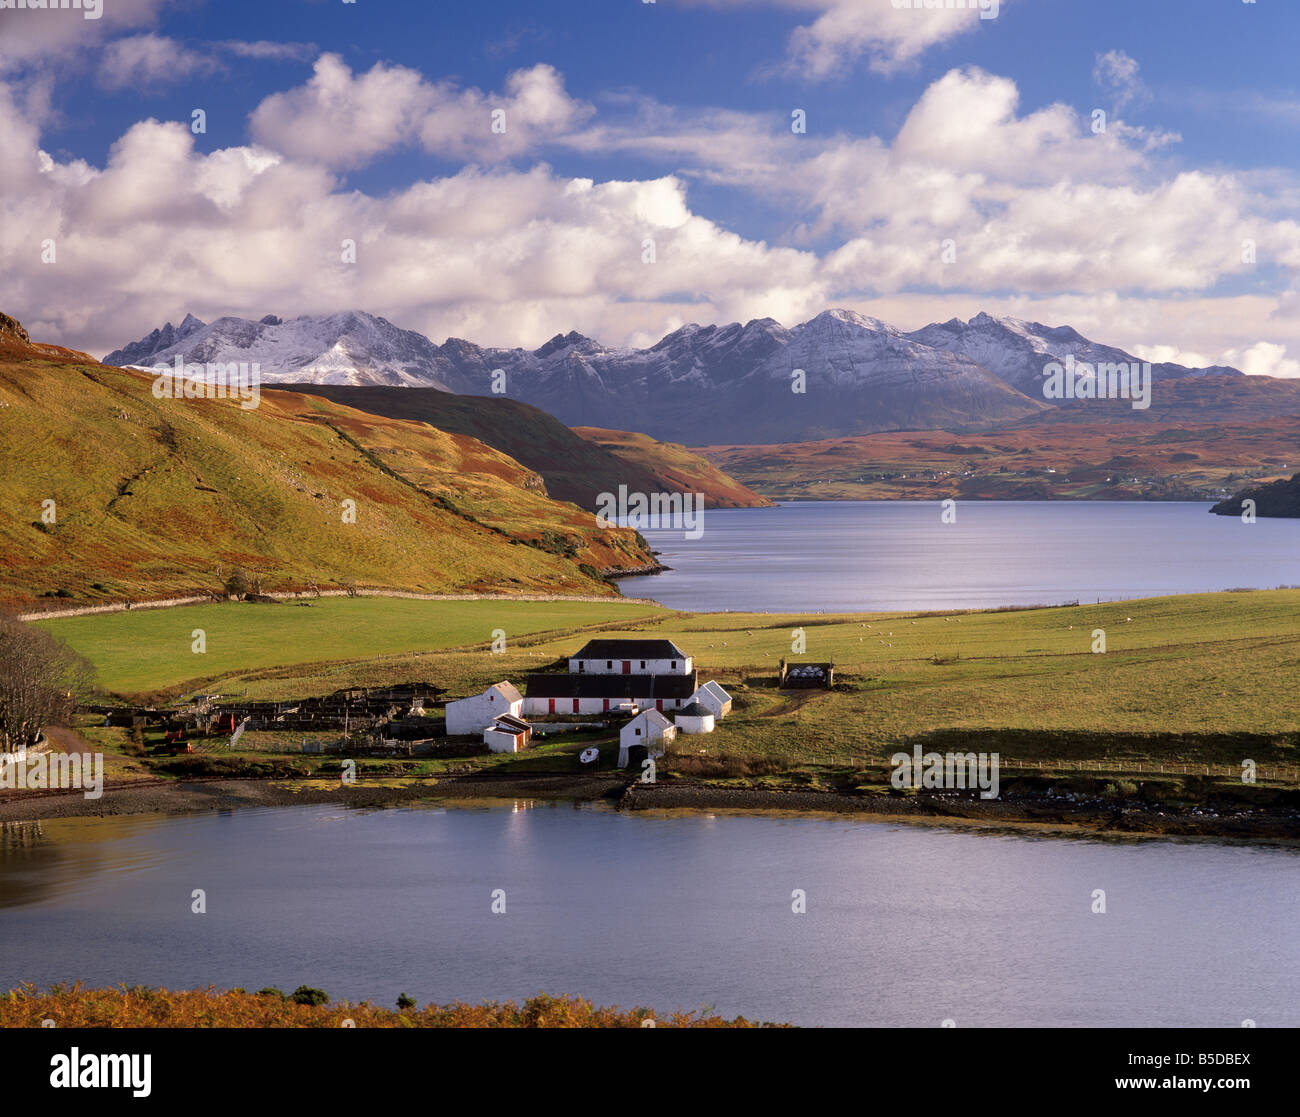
908, 312, 1240, 398
103, 311, 468, 389
104, 308, 1244, 444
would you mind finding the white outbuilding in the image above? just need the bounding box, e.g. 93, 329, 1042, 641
673, 702, 716, 735
445, 681, 523, 736
618, 708, 676, 768
483, 714, 532, 754
690, 680, 732, 720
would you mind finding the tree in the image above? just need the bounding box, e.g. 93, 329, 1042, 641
224, 568, 250, 599
0, 613, 95, 754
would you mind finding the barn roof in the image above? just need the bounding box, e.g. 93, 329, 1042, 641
696, 680, 731, 702
488, 681, 523, 703
525, 671, 697, 700
571, 639, 690, 661
629, 708, 674, 730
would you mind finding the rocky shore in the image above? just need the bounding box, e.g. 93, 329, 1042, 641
3, 770, 1299, 841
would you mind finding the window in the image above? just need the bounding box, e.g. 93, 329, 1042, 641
640, 660, 646, 669
606, 661, 612, 669
670, 661, 676, 669
635, 728, 642, 736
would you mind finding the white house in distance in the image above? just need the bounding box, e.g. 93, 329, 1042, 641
484, 714, 532, 754
569, 639, 692, 677
445, 681, 524, 736
618, 709, 676, 768
673, 702, 715, 735
689, 680, 732, 720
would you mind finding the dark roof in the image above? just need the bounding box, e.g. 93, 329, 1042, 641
525, 671, 697, 700
491, 714, 530, 733
571, 639, 689, 661
675, 703, 713, 718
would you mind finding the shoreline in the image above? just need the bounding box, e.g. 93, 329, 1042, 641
4, 772, 1298, 843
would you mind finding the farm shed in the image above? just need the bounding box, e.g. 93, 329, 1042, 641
673, 702, 716, 735
618, 709, 676, 768
484, 714, 532, 754
690, 680, 732, 719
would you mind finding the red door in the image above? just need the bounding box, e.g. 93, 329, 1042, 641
548, 699, 555, 714
656, 699, 663, 712
621, 661, 631, 675
603, 699, 610, 712
573, 699, 580, 713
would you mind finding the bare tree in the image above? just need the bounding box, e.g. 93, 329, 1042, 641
0, 613, 95, 753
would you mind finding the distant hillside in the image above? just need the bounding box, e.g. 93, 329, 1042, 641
1211, 473, 1300, 518
573, 428, 773, 509
278, 384, 769, 510
700, 419, 1300, 504
0, 316, 655, 611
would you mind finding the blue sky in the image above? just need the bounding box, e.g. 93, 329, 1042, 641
2, 0, 1298, 371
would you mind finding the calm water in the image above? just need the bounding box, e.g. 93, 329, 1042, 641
616, 501, 1300, 612
3, 803, 1297, 1027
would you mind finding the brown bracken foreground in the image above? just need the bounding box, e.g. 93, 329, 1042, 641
1, 985, 783, 1028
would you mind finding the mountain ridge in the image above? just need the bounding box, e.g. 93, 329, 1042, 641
104, 308, 1249, 445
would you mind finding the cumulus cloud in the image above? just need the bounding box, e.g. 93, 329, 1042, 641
249, 55, 593, 169
680, 0, 1008, 78
2, 57, 1299, 373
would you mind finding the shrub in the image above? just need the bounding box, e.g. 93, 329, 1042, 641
396, 993, 416, 1011
291, 986, 330, 1007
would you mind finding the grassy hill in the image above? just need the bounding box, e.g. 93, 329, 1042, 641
280, 384, 768, 510
573, 427, 773, 509
0, 318, 656, 612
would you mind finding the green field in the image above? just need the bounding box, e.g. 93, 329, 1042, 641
38, 598, 662, 695
39, 590, 1300, 776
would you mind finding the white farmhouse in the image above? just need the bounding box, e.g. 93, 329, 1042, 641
569, 639, 692, 677
673, 702, 715, 735
618, 709, 676, 768
690, 680, 732, 720
445, 681, 523, 736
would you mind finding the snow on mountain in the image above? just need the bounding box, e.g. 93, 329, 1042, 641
103, 311, 469, 389
907, 312, 1241, 397
104, 308, 1242, 444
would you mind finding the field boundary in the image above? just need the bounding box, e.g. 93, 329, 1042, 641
20, 587, 652, 623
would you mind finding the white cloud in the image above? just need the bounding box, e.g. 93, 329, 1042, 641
1093, 49, 1148, 114
219, 40, 317, 62
249, 55, 593, 169
96, 34, 221, 91
679, 0, 1008, 78
0, 0, 175, 65
3, 57, 1299, 376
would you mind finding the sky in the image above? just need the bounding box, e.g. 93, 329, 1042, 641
1, 0, 1298, 373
